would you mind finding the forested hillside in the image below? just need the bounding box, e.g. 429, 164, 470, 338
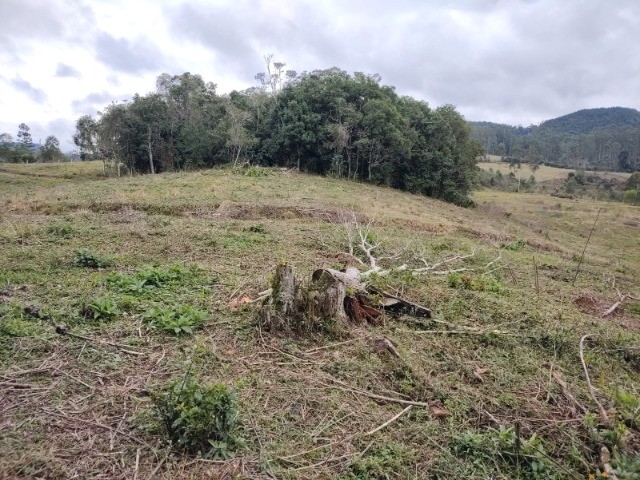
72, 66, 482, 206
471, 107, 640, 172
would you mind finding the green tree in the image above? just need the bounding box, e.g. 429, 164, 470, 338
41, 135, 63, 162
0, 133, 14, 162
16, 123, 34, 163
73, 115, 98, 161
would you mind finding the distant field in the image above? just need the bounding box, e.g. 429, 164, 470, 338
0, 160, 106, 180
478, 161, 631, 182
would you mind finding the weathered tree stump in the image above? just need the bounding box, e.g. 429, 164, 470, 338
260, 263, 427, 335
308, 269, 349, 328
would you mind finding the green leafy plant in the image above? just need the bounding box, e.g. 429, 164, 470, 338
611, 447, 640, 479
82, 296, 120, 321
143, 304, 208, 334
448, 272, 503, 293
108, 264, 200, 294
73, 248, 111, 268
47, 222, 77, 238
501, 239, 526, 251
345, 443, 413, 479
153, 376, 244, 458
452, 426, 562, 479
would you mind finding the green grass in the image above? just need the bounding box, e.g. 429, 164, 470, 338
0, 161, 639, 479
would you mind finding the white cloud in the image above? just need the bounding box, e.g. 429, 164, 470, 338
0, 0, 639, 150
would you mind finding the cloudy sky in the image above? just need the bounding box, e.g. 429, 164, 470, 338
1, 0, 638, 151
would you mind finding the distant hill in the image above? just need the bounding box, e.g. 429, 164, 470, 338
536, 107, 640, 135
470, 107, 640, 172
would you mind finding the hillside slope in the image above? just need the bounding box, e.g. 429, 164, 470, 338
1, 162, 639, 479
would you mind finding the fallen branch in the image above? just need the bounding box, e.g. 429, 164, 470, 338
602, 289, 639, 317
552, 371, 587, 414
579, 334, 609, 425
55, 325, 144, 356
324, 377, 431, 408
280, 405, 412, 462
364, 405, 413, 436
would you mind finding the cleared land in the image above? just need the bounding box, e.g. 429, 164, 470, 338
478, 161, 631, 182
1, 161, 639, 479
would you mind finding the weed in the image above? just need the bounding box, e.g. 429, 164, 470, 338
448, 272, 504, 293
452, 425, 562, 479
73, 248, 111, 268
344, 443, 415, 479
0, 304, 44, 336
47, 222, 77, 238
108, 264, 200, 295
501, 239, 527, 251
614, 387, 640, 429
82, 296, 120, 321
238, 166, 269, 177
247, 224, 267, 234
153, 376, 244, 458
611, 447, 640, 479
143, 304, 208, 334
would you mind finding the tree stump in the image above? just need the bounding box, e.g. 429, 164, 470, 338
307, 269, 349, 329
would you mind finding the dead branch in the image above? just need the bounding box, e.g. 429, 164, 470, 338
602, 288, 639, 317
55, 325, 144, 356
552, 371, 587, 414
579, 335, 610, 425
413, 249, 477, 275
365, 405, 412, 435
324, 377, 431, 408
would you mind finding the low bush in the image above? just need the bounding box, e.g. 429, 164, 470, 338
153, 376, 244, 459
73, 248, 111, 268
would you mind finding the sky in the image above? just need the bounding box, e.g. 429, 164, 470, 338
1, 0, 639, 151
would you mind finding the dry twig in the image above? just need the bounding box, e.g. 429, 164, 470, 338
579, 335, 609, 425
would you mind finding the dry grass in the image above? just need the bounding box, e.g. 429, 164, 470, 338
478, 161, 631, 182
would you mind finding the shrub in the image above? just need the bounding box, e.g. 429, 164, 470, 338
143, 304, 208, 334
623, 189, 638, 204
153, 376, 244, 458
73, 248, 111, 268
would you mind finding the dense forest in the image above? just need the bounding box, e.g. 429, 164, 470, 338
471, 107, 640, 172
70, 64, 482, 206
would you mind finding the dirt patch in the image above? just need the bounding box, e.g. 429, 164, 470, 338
573, 292, 606, 315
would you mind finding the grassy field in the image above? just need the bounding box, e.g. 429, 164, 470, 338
478, 161, 632, 182
1, 161, 639, 479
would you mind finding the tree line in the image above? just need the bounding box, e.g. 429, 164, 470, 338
471, 108, 640, 173
0, 124, 65, 163
73, 61, 482, 206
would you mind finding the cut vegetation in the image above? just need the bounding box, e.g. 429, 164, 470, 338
1, 161, 639, 479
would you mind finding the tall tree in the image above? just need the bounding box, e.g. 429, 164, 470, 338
73, 115, 98, 160
16, 123, 34, 163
